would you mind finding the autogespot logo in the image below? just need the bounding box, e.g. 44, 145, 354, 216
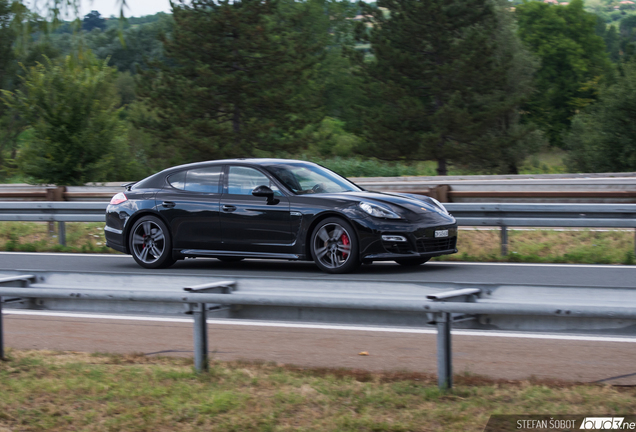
580, 418, 635, 430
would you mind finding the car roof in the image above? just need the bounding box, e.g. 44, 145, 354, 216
161, 158, 316, 174
133, 159, 323, 190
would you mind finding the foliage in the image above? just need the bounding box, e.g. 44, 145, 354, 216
84, 14, 173, 73
454, 2, 544, 174
308, 155, 436, 177
565, 62, 636, 172
300, 117, 362, 158
0, 53, 144, 185
136, 0, 329, 163
515, 0, 614, 147
620, 15, 636, 61
0, 0, 17, 180
82, 10, 106, 32
350, 0, 537, 175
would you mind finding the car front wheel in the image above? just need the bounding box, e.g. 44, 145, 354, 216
310, 217, 360, 274
129, 215, 176, 269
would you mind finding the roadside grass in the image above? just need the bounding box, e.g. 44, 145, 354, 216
1, 349, 635, 432
432, 228, 636, 265
0, 222, 113, 254
0, 222, 634, 264
298, 150, 568, 178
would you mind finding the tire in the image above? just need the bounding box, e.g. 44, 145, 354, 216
310, 217, 360, 274
129, 215, 176, 269
217, 257, 245, 263
394, 257, 430, 266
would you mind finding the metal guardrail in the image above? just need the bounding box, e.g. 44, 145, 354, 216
3, 276, 636, 389
4, 174, 636, 203
1, 201, 635, 254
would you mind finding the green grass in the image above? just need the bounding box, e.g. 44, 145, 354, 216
1, 349, 635, 432
305, 150, 568, 178
434, 228, 636, 265
0, 222, 114, 254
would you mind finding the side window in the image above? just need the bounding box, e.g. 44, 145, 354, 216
167, 171, 186, 190
227, 166, 281, 196
185, 166, 222, 193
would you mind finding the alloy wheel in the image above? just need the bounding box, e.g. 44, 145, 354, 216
131, 220, 166, 264
312, 222, 352, 270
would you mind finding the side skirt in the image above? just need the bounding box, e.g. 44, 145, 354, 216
178, 249, 304, 260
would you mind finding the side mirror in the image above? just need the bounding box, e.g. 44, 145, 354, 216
252, 185, 279, 205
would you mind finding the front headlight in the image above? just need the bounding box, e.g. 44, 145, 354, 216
428, 197, 449, 215
358, 201, 401, 219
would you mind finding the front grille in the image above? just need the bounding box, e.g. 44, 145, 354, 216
416, 237, 457, 253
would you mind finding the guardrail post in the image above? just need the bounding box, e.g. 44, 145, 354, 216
426, 288, 481, 391
183, 281, 235, 373
192, 303, 209, 373
58, 222, 66, 246
0, 275, 36, 361
436, 312, 452, 390
500, 225, 508, 256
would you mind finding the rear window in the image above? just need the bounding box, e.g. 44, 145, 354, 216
167, 167, 222, 193
167, 171, 186, 190
185, 167, 222, 193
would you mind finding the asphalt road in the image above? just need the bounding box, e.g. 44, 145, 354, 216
2, 252, 636, 383
1, 251, 635, 288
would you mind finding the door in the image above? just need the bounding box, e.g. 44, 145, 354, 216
156, 166, 223, 251
220, 165, 292, 254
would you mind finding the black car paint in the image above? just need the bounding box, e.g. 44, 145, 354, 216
105, 159, 458, 263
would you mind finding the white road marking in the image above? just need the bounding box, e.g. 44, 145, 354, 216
5, 310, 636, 343
0, 251, 634, 270
0, 251, 128, 258
430, 261, 636, 269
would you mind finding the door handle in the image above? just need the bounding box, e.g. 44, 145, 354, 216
162, 201, 176, 208
222, 205, 237, 212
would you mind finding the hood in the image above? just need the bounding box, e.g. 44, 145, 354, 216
319, 190, 455, 223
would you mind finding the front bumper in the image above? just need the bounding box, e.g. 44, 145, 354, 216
353, 216, 458, 261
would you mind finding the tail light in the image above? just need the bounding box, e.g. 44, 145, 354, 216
110, 192, 127, 205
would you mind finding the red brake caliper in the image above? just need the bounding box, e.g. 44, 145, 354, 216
340, 233, 349, 259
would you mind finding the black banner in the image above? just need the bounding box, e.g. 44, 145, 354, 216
484, 415, 636, 431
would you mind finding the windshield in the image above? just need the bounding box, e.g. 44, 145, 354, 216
264, 162, 362, 195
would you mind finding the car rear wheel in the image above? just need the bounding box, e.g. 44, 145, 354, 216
129, 215, 176, 269
311, 217, 360, 274
394, 257, 430, 266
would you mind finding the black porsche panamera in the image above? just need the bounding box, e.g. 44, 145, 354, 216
105, 159, 458, 273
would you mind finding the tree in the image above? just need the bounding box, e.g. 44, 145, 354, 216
0, 0, 17, 179
349, 0, 536, 175
565, 62, 636, 172
455, 2, 544, 174
135, 0, 327, 164
595, 16, 621, 63
82, 10, 106, 32
1, 53, 142, 185
619, 16, 636, 61
515, 0, 614, 147
85, 14, 173, 73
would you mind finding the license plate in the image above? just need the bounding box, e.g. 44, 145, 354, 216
435, 230, 449, 238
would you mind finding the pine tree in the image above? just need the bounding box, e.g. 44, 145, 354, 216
350, 0, 529, 175
135, 0, 327, 164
